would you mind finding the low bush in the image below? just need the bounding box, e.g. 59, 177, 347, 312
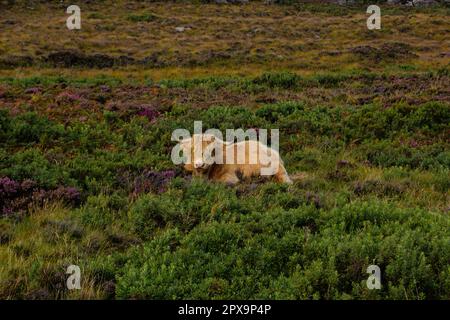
116, 201, 450, 299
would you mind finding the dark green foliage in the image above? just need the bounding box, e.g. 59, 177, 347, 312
253, 72, 303, 89
0, 149, 73, 188
255, 102, 304, 123
0, 0, 449, 301
0, 111, 65, 146
0, 73, 448, 299
343, 102, 450, 140
79, 193, 128, 229
128, 193, 181, 239
363, 142, 449, 169
116, 201, 450, 299
0, 91, 448, 204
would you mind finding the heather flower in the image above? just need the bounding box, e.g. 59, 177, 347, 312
133, 169, 175, 195
25, 87, 40, 94
32, 189, 47, 204
409, 139, 419, 148
306, 192, 322, 209
20, 179, 36, 191
2, 207, 13, 216
106, 101, 120, 112
137, 105, 160, 122
56, 91, 82, 103
99, 85, 111, 93
51, 186, 81, 204
1, 177, 81, 217
0, 177, 20, 196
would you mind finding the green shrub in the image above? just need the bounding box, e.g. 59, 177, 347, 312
0, 148, 71, 188
253, 72, 303, 89
116, 201, 450, 299
256, 102, 304, 123
128, 194, 181, 240
0, 111, 65, 146
79, 193, 128, 229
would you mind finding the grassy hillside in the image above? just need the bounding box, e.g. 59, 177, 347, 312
0, 1, 449, 299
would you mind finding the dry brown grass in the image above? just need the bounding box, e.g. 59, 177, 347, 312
0, 1, 448, 77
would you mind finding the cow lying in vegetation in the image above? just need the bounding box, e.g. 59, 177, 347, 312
177, 134, 292, 184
